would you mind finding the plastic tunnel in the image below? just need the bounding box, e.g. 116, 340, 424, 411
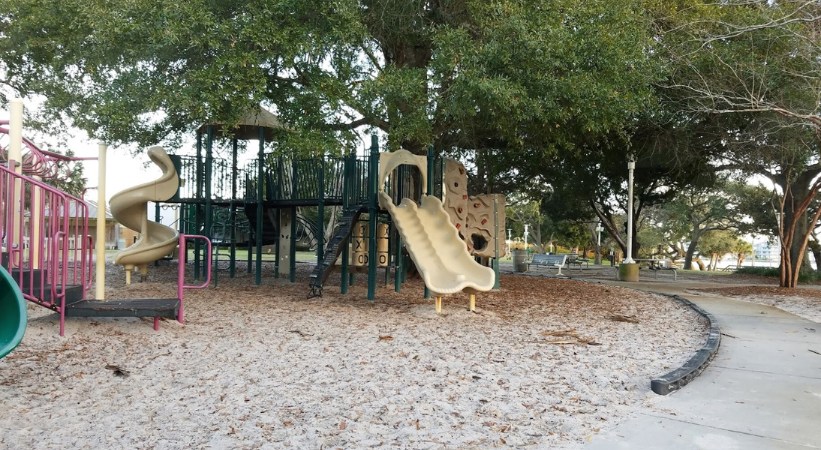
0, 266, 26, 359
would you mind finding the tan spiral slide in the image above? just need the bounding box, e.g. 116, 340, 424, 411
110, 146, 179, 280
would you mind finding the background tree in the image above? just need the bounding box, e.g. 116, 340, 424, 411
505, 200, 548, 252
0, 0, 659, 161
664, 0, 821, 286
698, 230, 738, 271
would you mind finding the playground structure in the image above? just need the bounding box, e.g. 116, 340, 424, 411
111, 146, 180, 284
0, 99, 506, 346
0, 100, 212, 337
442, 158, 506, 259
166, 109, 506, 307
378, 150, 495, 311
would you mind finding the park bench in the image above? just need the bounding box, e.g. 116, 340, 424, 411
529, 254, 568, 275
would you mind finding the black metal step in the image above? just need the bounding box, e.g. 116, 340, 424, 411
9, 268, 50, 284
22, 284, 85, 306
65, 298, 180, 318
308, 205, 366, 297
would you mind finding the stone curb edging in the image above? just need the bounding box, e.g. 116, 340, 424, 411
650, 294, 721, 395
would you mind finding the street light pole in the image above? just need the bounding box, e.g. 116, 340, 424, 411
595, 221, 604, 265
624, 156, 636, 264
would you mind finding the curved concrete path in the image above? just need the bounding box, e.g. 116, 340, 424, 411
585, 278, 821, 449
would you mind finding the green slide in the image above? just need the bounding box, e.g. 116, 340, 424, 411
0, 265, 26, 359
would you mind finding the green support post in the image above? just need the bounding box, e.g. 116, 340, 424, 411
423, 145, 435, 300
275, 156, 284, 278
367, 135, 379, 301
229, 137, 238, 278
394, 226, 402, 293
340, 152, 352, 294
317, 158, 325, 264
274, 207, 281, 279
290, 206, 297, 283
290, 159, 298, 283
204, 125, 215, 280
194, 130, 203, 280
255, 126, 264, 285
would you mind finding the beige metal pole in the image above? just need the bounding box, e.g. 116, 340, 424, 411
95, 143, 107, 300
30, 176, 42, 268
8, 100, 23, 260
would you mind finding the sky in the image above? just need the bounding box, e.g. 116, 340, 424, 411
1, 101, 161, 204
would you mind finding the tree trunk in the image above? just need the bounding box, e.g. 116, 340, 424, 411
683, 239, 699, 270
776, 169, 821, 287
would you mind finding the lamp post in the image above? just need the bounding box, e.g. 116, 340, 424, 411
595, 221, 604, 265
523, 224, 530, 253
624, 156, 636, 264
506, 228, 512, 255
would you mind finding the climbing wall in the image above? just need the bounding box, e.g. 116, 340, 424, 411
442, 158, 468, 235
442, 158, 507, 258
465, 194, 507, 258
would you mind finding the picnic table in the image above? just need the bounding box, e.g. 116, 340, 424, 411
635, 258, 678, 280
566, 253, 590, 269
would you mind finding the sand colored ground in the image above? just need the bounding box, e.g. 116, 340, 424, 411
5, 262, 803, 448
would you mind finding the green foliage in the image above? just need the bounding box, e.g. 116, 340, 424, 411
0, 0, 661, 160
736, 266, 821, 283
735, 266, 779, 278
698, 230, 737, 257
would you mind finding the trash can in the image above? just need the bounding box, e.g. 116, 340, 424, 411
513, 250, 528, 272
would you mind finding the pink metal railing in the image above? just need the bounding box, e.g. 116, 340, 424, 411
0, 162, 92, 335
2, 159, 212, 336
172, 234, 212, 329
0, 122, 60, 179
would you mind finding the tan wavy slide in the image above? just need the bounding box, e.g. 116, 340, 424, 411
378, 191, 495, 295
111, 146, 179, 278
377, 150, 495, 296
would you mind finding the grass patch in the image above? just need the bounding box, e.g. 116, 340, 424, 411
736, 266, 780, 278
736, 265, 821, 283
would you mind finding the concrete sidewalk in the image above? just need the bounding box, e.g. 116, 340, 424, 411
584, 278, 821, 449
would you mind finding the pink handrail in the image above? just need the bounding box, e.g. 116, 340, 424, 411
0, 161, 92, 336
159, 233, 211, 330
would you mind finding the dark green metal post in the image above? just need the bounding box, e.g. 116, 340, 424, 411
255, 127, 264, 285
290, 206, 297, 282
367, 135, 379, 301
229, 137, 238, 278
317, 157, 325, 264
204, 126, 215, 281
394, 225, 402, 292
290, 159, 298, 283
340, 152, 352, 294
275, 156, 284, 278
194, 130, 203, 279
423, 145, 435, 299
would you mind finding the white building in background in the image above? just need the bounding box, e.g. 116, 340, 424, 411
753, 239, 780, 262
